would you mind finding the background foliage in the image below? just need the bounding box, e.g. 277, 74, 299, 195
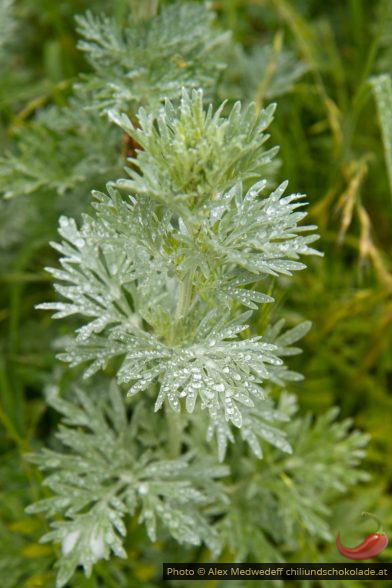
1, 0, 392, 587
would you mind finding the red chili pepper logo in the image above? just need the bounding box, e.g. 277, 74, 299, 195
337, 512, 388, 560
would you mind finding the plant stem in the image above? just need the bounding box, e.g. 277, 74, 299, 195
362, 511, 387, 535
174, 270, 193, 323
255, 29, 283, 112
165, 404, 182, 458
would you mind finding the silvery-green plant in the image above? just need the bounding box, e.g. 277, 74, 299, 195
23, 3, 370, 587
38, 89, 321, 462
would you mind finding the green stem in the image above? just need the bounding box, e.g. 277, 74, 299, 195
174, 271, 193, 323
165, 404, 182, 458
255, 30, 283, 112
362, 511, 387, 535
172, 213, 195, 331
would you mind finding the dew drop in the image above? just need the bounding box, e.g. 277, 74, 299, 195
138, 483, 149, 495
